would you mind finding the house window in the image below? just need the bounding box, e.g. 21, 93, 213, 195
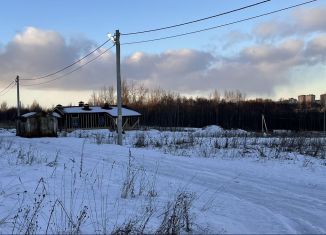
99, 116, 105, 127
72, 117, 79, 128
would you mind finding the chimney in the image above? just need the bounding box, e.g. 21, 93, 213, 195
83, 103, 90, 110
102, 102, 112, 110
56, 104, 63, 110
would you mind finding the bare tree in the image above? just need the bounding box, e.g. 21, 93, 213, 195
122, 80, 131, 105
88, 86, 116, 106
89, 91, 98, 106
0, 101, 8, 112
30, 100, 42, 112
209, 89, 221, 103
223, 90, 246, 103
99, 86, 115, 105
137, 83, 149, 105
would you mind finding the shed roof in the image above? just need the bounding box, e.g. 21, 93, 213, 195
57, 106, 141, 117
21, 112, 37, 118
21, 111, 60, 119
52, 112, 61, 118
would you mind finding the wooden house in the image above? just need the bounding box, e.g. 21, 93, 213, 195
53, 102, 141, 131
16, 111, 59, 137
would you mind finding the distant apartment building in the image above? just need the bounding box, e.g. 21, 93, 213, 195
321, 93, 326, 107
298, 94, 315, 105
298, 95, 306, 104
306, 94, 315, 103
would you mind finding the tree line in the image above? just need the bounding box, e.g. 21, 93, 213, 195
1, 81, 325, 131
87, 82, 325, 132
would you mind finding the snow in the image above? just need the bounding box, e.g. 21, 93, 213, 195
0, 127, 325, 234
194, 125, 248, 137
61, 106, 141, 117
202, 125, 224, 133
0, 128, 15, 136
21, 112, 62, 118
51, 112, 61, 118
21, 112, 37, 118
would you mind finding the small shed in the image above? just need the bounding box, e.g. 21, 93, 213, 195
16, 111, 59, 137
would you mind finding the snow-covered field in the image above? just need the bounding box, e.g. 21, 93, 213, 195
0, 127, 326, 234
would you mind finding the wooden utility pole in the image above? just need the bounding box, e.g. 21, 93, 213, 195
262, 114, 268, 134
261, 114, 264, 133
324, 107, 326, 132
16, 75, 20, 117
115, 30, 123, 145
15, 75, 21, 136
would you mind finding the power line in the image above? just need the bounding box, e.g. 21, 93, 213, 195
122, 0, 318, 45
0, 81, 15, 97
0, 80, 15, 94
0, 80, 15, 95
21, 39, 111, 81
22, 44, 115, 86
121, 0, 271, 36
21, 44, 115, 87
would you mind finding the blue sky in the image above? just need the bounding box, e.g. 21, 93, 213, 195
0, 0, 326, 107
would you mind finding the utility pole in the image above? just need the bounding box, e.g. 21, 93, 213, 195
16, 75, 21, 117
262, 114, 268, 134
115, 30, 123, 145
324, 107, 326, 133
16, 75, 21, 136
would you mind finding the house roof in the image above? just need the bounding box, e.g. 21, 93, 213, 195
56, 106, 141, 117
21, 112, 37, 118
21, 111, 61, 118
52, 112, 62, 118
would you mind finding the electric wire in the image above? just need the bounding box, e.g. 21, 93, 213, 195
0, 80, 15, 94
0, 81, 15, 97
122, 0, 318, 45
121, 0, 271, 35
21, 44, 115, 87
21, 39, 111, 81
0, 80, 15, 95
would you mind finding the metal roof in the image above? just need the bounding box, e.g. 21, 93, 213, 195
58, 106, 141, 117
21, 112, 37, 118
21, 112, 61, 118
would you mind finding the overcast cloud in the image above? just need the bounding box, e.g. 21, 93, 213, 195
1, 6, 326, 99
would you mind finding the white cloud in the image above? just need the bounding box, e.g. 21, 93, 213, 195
293, 7, 326, 32
253, 20, 294, 39
13, 27, 63, 46
240, 39, 304, 66
253, 6, 326, 39
305, 33, 326, 58
222, 31, 252, 49
0, 27, 111, 90
119, 36, 325, 96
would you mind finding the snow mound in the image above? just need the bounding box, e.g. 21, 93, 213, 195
228, 129, 248, 135
203, 125, 224, 133
194, 125, 224, 136
0, 128, 16, 136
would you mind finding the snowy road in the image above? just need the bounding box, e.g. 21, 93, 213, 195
65, 137, 326, 234
108, 146, 326, 234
